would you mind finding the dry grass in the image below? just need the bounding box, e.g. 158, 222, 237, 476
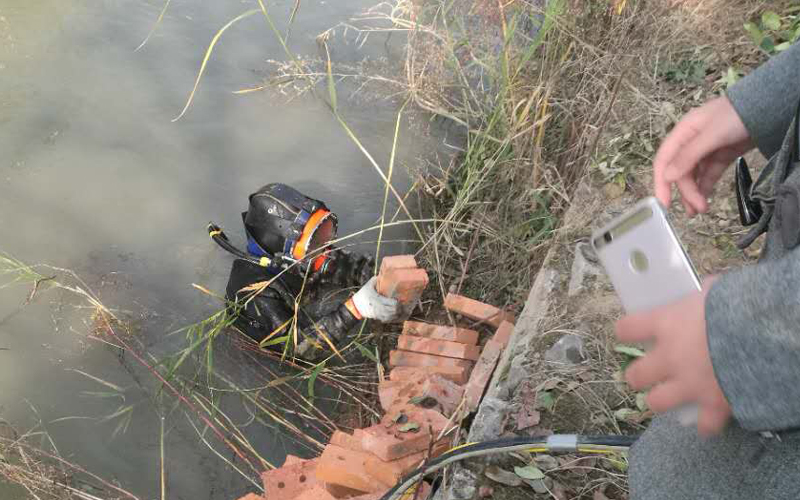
0, 419, 142, 500
344, 0, 716, 312
1, 1, 794, 499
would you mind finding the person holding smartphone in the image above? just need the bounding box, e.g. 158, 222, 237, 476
617, 43, 800, 498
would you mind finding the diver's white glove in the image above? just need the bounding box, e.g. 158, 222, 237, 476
352, 277, 399, 322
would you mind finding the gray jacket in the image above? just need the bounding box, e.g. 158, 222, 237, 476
709, 42, 800, 433
630, 43, 800, 499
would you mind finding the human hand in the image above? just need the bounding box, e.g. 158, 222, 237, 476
352, 277, 399, 322
654, 96, 754, 216
615, 277, 733, 436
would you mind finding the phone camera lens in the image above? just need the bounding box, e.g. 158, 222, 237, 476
603, 232, 613, 243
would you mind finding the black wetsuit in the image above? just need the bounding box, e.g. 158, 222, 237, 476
225, 248, 374, 360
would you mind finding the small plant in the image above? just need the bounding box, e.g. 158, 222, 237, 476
744, 7, 800, 55
716, 66, 743, 91
659, 58, 707, 85
592, 131, 655, 191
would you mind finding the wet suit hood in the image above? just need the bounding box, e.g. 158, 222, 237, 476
243, 183, 338, 273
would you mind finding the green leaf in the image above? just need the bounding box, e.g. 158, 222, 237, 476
354, 342, 378, 363
535, 391, 555, 411
261, 335, 289, 347
636, 392, 648, 412
744, 22, 764, 45
718, 67, 741, 89
514, 465, 545, 480
307, 361, 326, 400
775, 41, 793, 52
398, 422, 420, 433
606, 453, 629, 472
614, 408, 638, 421
761, 36, 776, 53
614, 345, 645, 358
762, 11, 782, 31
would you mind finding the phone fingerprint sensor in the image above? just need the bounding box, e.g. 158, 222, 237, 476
630, 250, 649, 273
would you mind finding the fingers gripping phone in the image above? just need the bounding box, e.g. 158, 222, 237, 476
591, 197, 701, 425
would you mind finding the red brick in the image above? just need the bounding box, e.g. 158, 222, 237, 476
316, 445, 391, 493
397, 335, 481, 360
403, 321, 479, 345
365, 440, 450, 486
326, 483, 367, 499
261, 458, 320, 499
464, 340, 504, 412
348, 488, 389, 500
284, 454, 307, 467
237, 494, 263, 500
379, 374, 465, 417
379, 255, 418, 273
389, 350, 473, 371
297, 484, 367, 500
295, 485, 337, 500
360, 424, 436, 462
389, 366, 471, 385
330, 430, 364, 452
381, 405, 452, 437
346, 482, 430, 500
444, 293, 515, 328
493, 320, 515, 348
378, 268, 429, 302
359, 482, 429, 500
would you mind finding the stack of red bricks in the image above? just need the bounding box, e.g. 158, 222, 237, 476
236, 256, 516, 500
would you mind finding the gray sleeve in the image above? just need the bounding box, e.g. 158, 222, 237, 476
706, 249, 800, 431
727, 42, 800, 159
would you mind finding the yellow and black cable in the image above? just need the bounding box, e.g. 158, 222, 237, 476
380, 434, 638, 500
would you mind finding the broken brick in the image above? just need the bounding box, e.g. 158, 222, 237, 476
317, 444, 391, 493
389, 350, 473, 371
349, 486, 392, 500
493, 320, 515, 348
389, 365, 471, 385
365, 440, 450, 486
261, 458, 320, 499
237, 494, 263, 500
381, 405, 452, 436
296, 484, 366, 500
464, 340, 504, 412
358, 481, 429, 500
402, 321, 479, 345
295, 485, 337, 500
444, 293, 515, 328
360, 424, 436, 462
283, 454, 307, 467
379, 374, 465, 417
397, 335, 481, 360
348, 485, 432, 500
326, 483, 367, 499
330, 430, 365, 452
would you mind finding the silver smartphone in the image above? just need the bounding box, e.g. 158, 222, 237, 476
591, 197, 700, 425
591, 197, 700, 314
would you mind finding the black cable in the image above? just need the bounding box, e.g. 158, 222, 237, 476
578, 435, 639, 447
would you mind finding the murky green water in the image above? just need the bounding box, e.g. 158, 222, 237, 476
0, 1, 431, 498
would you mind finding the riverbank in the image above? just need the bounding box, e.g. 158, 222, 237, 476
1, 1, 795, 499
399, 0, 789, 498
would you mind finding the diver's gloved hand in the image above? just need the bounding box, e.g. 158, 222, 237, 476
352, 277, 398, 322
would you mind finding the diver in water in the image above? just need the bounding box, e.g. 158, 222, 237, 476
208, 183, 398, 361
